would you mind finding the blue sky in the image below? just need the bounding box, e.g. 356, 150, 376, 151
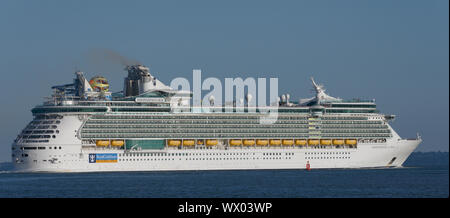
0, 0, 448, 161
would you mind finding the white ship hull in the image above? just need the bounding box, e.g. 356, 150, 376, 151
11, 70, 422, 173
12, 139, 420, 173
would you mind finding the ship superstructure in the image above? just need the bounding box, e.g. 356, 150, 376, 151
11, 65, 421, 172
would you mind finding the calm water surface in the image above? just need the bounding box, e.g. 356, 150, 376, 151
0, 152, 447, 198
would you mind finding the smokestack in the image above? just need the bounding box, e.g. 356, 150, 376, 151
123, 64, 152, 97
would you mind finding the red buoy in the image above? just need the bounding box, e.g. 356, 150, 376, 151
306, 161, 311, 171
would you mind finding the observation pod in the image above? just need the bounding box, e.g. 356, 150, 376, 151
320, 139, 332, 145
89, 76, 109, 92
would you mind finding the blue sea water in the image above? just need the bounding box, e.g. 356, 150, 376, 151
0, 152, 447, 198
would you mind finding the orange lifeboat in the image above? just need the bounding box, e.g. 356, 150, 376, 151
206, 139, 218, 146
282, 139, 294, 146
229, 139, 242, 146
333, 139, 344, 145
168, 140, 181, 146
320, 139, 332, 145
243, 139, 255, 146
308, 139, 320, 146
111, 140, 124, 147
295, 139, 307, 146
96, 140, 110, 147
256, 139, 268, 146
345, 139, 357, 145
269, 139, 281, 146
183, 139, 195, 146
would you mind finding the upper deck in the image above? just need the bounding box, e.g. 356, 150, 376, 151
32, 102, 378, 115
33, 65, 379, 116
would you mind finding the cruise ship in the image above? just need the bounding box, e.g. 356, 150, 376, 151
11, 64, 421, 172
